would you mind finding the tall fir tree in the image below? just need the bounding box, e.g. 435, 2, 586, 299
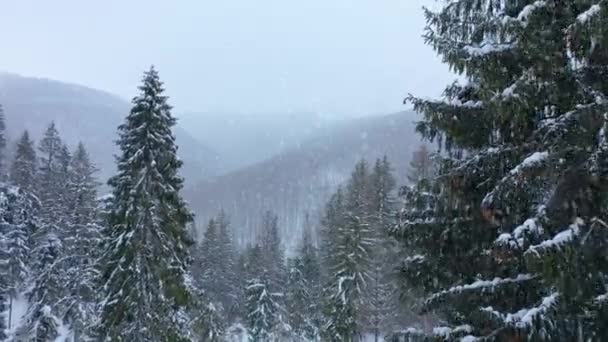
298, 217, 322, 340
192, 218, 221, 298
18, 123, 70, 341
0, 104, 7, 178
96, 66, 195, 341
364, 157, 399, 340
245, 277, 281, 341
0, 184, 38, 332
259, 211, 287, 295
394, 1, 608, 340
61, 142, 102, 341
189, 220, 224, 341
322, 160, 374, 341
10, 131, 37, 193
216, 210, 240, 321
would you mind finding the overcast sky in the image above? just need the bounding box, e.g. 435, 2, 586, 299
0, 0, 453, 118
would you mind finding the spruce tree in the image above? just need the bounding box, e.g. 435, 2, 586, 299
394, 1, 608, 340
193, 218, 221, 297
10, 131, 37, 193
364, 157, 399, 340
61, 142, 101, 340
96, 66, 195, 341
0, 104, 7, 177
245, 278, 281, 341
322, 160, 374, 341
298, 219, 322, 340
259, 211, 287, 294
286, 257, 317, 341
18, 123, 70, 341
216, 210, 239, 321
0, 185, 38, 332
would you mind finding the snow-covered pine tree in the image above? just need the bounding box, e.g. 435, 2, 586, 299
10, 131, 37, 193
0, 282, 6, 340
395, 1, 608, 340
285, 257, 317, 341
245, 277, 281, 341
189, 219, 224, 341
364, 157, 399, 340
298, 217, 322, 340
18, 123, 70, 341
322, 160, 374, 341
259, 211, 287, 294
189, 297, 224, 342
192, 218, 221, 298
96, 66, 195, 341
216, 210, 240, 321
61, 142, 102, 341
0, 184, 38, 332
0, 104, 7, 178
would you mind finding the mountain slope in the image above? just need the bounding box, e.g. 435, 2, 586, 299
185, 111, 422, 251
0, 72, 218, 185
179, 111, 332, 173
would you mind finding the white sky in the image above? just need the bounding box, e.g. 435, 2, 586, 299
0, 0, 453, 118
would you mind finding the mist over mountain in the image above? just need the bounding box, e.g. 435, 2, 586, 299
0, 72, 219, 185
0, 72, 424, 254
185, 111, 422, 252
179, 111, 335, 172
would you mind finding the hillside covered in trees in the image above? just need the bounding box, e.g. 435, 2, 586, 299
0, 1, 608, 341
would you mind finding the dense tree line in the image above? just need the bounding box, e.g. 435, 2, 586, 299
3, 2, 608, 338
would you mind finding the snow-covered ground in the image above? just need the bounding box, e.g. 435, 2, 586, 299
3, 294, 27, 338
2, 294, 71, 342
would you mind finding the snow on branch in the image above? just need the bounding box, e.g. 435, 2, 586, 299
509, 152, 549, 176
496, 218, 543, 248
403, 254, 426, 265
595, 293, 608, 304
525, 218, 584, 256
577, 4, 601, 23
482, 151, 550, 209
482, 292, 559, 328
433, 324, 473, 339
517, 1, 547, 24
464, 41, 514, 57
427, 274, 535, 304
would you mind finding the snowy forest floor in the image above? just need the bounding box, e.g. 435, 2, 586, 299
3, 294, 71, 341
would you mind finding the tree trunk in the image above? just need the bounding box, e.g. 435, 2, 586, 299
8, 296, 12, 330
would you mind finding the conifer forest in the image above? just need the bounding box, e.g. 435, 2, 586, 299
1, 1, 608, 341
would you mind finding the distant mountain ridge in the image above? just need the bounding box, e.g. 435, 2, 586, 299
185, 111, 423, 251
0, 72, 219, 185
179, 111, 334, 173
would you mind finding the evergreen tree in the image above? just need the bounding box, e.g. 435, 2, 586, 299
395, 1, 608, 340
96, 66, 195, 341
364, 157, 399, 340
322, 160, 374, 341
259, 211, 287, 294
193, 218, 221, 297
18, 230, 63, 342
18, 123, 70, 341
10, 131, 37, 193
0, 104, 7, 177
216, 210, 240, 321
0, 185, 38, 331
61, 142, 101, 340
298, 218, 322, 340
286, 257, 317, 341
245, 278, 281, 341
